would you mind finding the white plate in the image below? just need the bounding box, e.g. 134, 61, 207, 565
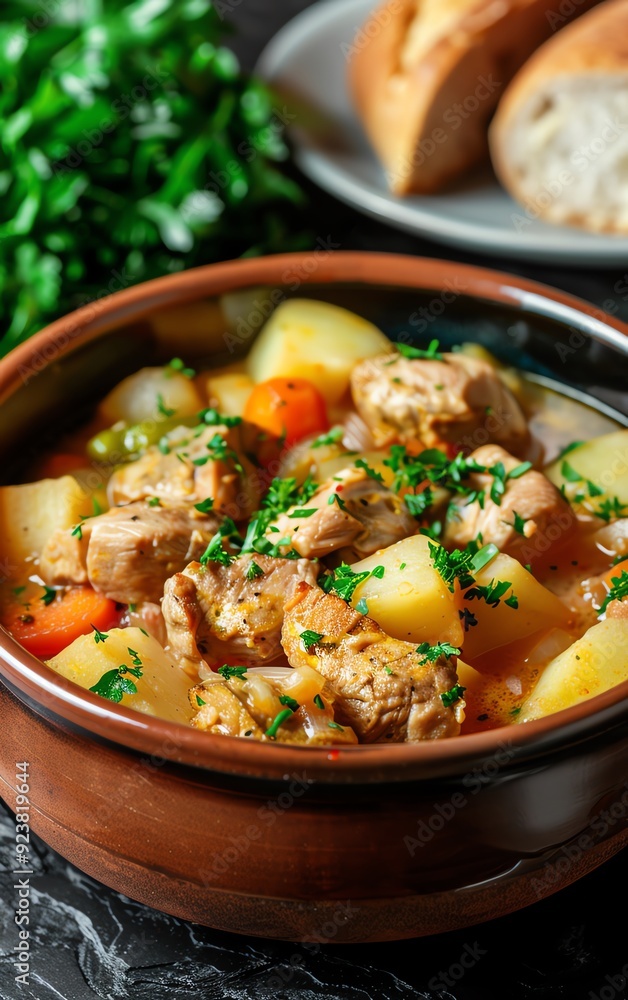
257, 0, 628, 266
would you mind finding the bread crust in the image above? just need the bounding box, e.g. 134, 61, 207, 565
349, 0, 601, 195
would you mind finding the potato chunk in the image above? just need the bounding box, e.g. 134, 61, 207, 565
545, 431, 628, 516
459, 552, 572, 661
0, 476, 94, 566
46, 627, 194, 725
349, 535, 463, 647
246, 299, 391, 405
517, 618, 628, 722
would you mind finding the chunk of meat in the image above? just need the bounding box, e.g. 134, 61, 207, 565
351, 351, 529, 455
107, 424, 261, 520
269, 465, 417, 560
188, 672, 358, 745
444, 444, 575, 563
162, 555, 319, 671
40, 501, 219, 605
282, 583, 462, 743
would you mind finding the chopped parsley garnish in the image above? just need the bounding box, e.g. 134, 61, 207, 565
504, 593, 519, 609
599, 569, 628, 615
71, 523, 83, 539
509, 511, 528, 535
198, 407, 242, 428
158, 436, 170, 455
200, 533, 234, 567
384, 666, 394, 675
218, 665, 248, 680
394, 339, 443, 361
311, 426, 344, 448
89, 661, 142, 703
561, 460, 584, 483
91, 626, 108, 644
167, 358, 196, 379
458, 608, 478, 631
195, 432, 243, 472
266, 708, 294, 739
354, 458, 384, 484
288, 507, 318, 518
147, 497, 161, 507
509, 706, 522, 717
127, 647, 142, 667
279, 694, 299, 712
328, 492, 347, 511
246, 560, 265, 581
416, 641, 461, 664
300, 630, 324, 651
320, 563, 372, 602
441, 684, 466, 708
194, 497, 215, 514
597, 497, 628, 523
327, 720, 345, 732
371, 565, 385, 579
195, 694, 206, 707
40, 585, 57, 606
465, 578, 516, 609
313, 694, 325, 710
156, 393, 176, 419
355, 597, 369, 615
558, 441, 584, 459
404, 488, 434, 518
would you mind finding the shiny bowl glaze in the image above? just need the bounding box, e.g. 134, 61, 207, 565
0, 252, 626, 942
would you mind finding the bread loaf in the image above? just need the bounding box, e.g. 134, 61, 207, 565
349, 0, 601, 195
490, 0, 628, 233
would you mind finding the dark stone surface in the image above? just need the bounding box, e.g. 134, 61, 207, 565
1, 4, 627, 999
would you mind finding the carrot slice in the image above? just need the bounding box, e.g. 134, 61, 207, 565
2, 586, 120, 660
244, 377, 328, 446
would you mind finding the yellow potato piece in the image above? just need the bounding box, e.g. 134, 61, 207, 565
246, 299, 391, 405
545, 430, 628, 516
205, 368, 254, 417
517, 618, 628, 723
0, 476, 94, 567
460, 552, 572, 661
350, 535, 463, 647
47, 627, 194, 725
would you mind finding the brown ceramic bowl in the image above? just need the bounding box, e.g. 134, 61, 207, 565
0, 253, 627, 943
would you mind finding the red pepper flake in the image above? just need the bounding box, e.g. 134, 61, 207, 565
327, 749, 340, 761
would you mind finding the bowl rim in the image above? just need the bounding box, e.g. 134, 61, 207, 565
1, 250, 627, 783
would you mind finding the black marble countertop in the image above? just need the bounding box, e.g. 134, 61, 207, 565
1, 3, 628, 998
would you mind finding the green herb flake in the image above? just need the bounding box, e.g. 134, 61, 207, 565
416, 641, 461, 664
288, 507, 318, 518
168, 358, 196, 380
279, 694, 299, 712
354, 458, 384, 484
91, 626, 108, 644
246, 560, 265, 581
194, 497, 215, 514
355, 597, 369, 615
218, 665, 248, 680
195, 694, 206, 707
327, 492, 347, 511
147, 496, 161, 507
313, 694, 325, 710
198, 407, 242, 428
599, 569, 628, 615
441, 684, 466, 708
71, 523, 83, 539
395, 339, 443, 361
156, 393, 176, 419
327, 720, 345, 732
40, 585, 57, 606
311, 427, 344, 449
301, 630, 324, 651
266, 708, 294, 739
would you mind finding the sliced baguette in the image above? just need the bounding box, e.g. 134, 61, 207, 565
349, 0, 601, 195
490, 0, 628, 234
